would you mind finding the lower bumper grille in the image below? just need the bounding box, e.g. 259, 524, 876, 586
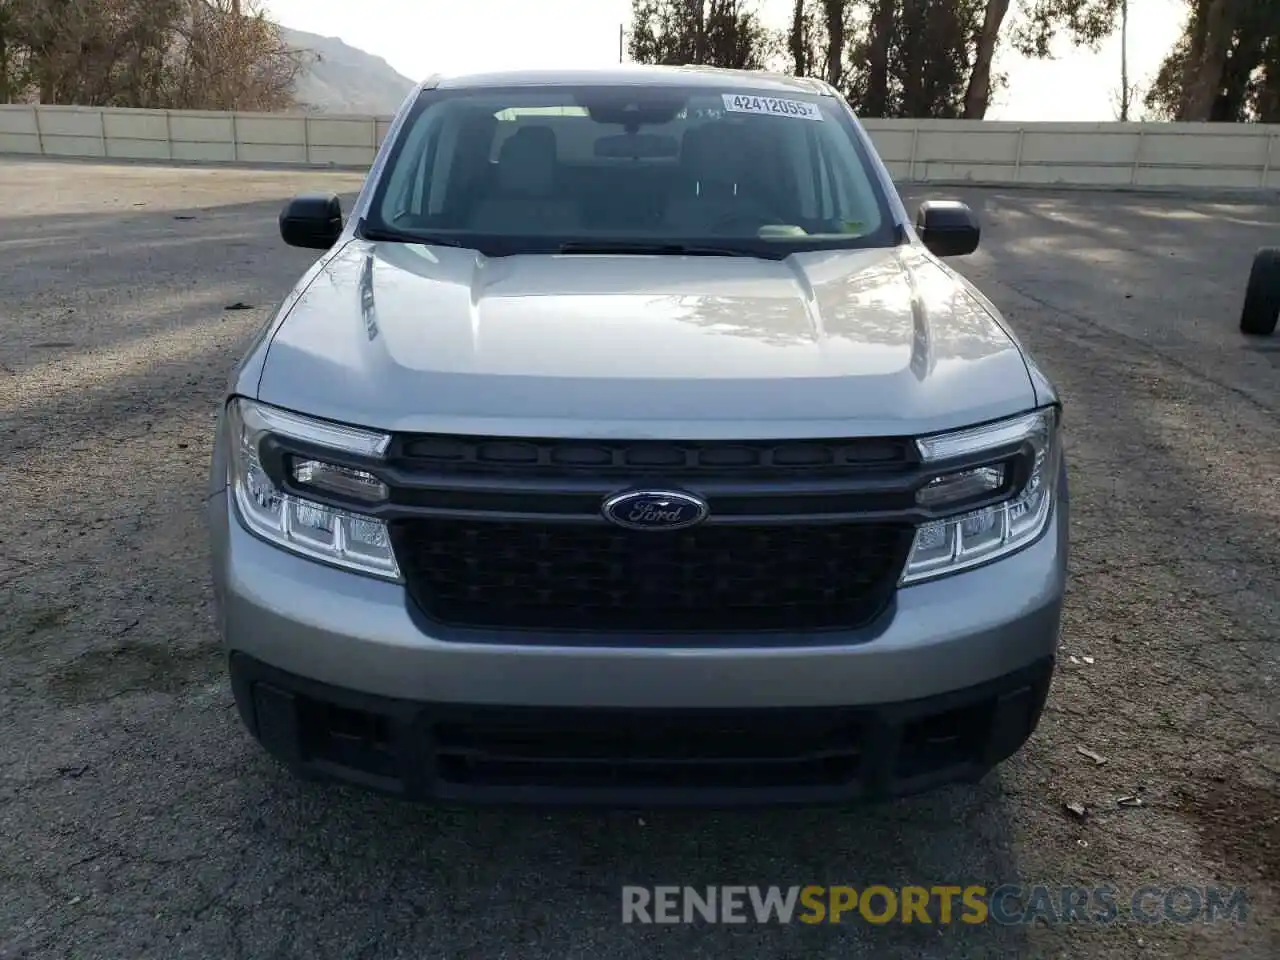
388, 519, 914, 632
434, 708, 864, 790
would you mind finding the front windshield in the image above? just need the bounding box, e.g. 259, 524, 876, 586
367, 83, 897, 257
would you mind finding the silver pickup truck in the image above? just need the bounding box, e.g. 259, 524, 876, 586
207, 65, 1069, 806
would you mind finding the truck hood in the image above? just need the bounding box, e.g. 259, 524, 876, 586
255, 240, 1036, 439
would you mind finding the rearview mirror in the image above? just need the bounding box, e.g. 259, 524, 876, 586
594, 133, 680, 159
916, 200, 980, 258
279, 193, 343, 250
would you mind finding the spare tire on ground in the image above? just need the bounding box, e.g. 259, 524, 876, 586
1240, 247, 1280, 336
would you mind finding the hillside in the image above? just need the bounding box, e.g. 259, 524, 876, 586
280, 27, 418, 116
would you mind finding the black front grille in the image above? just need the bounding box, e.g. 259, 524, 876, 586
394, 434, 914, 479
390, 518, 913, 632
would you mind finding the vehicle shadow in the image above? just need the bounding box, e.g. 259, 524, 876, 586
0, 195, 361, 380
212, 755, 1033, 958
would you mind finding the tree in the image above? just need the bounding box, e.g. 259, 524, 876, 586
981, 0, 1126, 119
964, 0, 1012, 118
0, 2, 29, 103
785, 0, 852, 87
1010, 0, 1126, 58
787, 0, 819, 76
1145, 0, 1280, 122
859, 0, 895, 114
627, 0, 773, 70
0, 0, 302, 110
875, 0, 1129, 120
894, 0, 987, 117
1255, 31, 1280, 121
821, 0, 849, 87
1116, 0, 1133, 120
171, 0, 303, 111
841, 0, 985, 118
1182, 0, 1239, 119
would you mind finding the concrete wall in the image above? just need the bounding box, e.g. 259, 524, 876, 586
0, 105, 394, 168
859, 118, 1280, 190
2, 104, 1279, 189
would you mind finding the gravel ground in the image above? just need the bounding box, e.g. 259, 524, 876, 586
1, 159, 1277, 960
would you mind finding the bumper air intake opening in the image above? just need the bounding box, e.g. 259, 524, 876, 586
895, 700, 996, 779
296, 697, 398, 780
432, 708, 865, 791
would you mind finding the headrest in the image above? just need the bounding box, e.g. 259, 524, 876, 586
497, 125, 558, 194
680, 122, 753, 192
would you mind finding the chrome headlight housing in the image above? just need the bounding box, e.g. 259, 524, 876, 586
226, 397, 401, 579
901, 407, 1061, 584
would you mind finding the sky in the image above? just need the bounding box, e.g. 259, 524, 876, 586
262, 0, 1189, 121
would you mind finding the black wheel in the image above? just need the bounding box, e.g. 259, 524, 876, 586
1240, 247, 1280, 336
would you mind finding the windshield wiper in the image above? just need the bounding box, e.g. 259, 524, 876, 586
557, 240, 780, 259
357, 222, 469, 247
356, 227, 779, 259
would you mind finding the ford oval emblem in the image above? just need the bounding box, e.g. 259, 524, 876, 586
602, 489, 709, 531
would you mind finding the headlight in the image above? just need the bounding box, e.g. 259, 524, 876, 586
901, 407, 1060, 584
227, 398, 401, 579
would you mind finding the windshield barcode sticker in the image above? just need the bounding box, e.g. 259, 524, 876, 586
721, 94, 823, 120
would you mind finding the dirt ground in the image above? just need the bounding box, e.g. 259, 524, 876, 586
0, 159, 1277, 959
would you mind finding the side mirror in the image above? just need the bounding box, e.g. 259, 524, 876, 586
916, 200, 980, 258
279, 193, 343, 250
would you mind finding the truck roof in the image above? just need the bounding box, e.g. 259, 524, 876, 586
423, 64, 838, 97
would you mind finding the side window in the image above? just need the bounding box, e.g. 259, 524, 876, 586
815, 123, 882, 232
811, 126, 839, 222
423, 113, 461, 217
787, 127, 820, 221
380, 111, 441, 221
823, 136, 854, 221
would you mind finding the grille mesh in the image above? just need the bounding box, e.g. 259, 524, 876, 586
390, 518, 913, 632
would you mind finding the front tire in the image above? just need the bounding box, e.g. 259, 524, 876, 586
1240, 248, 1280, 336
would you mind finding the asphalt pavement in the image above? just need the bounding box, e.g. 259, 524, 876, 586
1, 159, 1277, 959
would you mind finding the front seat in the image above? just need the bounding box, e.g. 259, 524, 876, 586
665, 122, 769, 234
468, 125, 576, 234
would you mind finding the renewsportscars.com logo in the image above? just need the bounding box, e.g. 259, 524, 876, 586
621, 885, 1251, 926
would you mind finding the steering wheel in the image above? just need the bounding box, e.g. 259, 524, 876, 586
705, 210, 776, 235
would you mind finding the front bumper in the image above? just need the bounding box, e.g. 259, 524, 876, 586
209, 480, 1067, 804
230, 650, 1053, 805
